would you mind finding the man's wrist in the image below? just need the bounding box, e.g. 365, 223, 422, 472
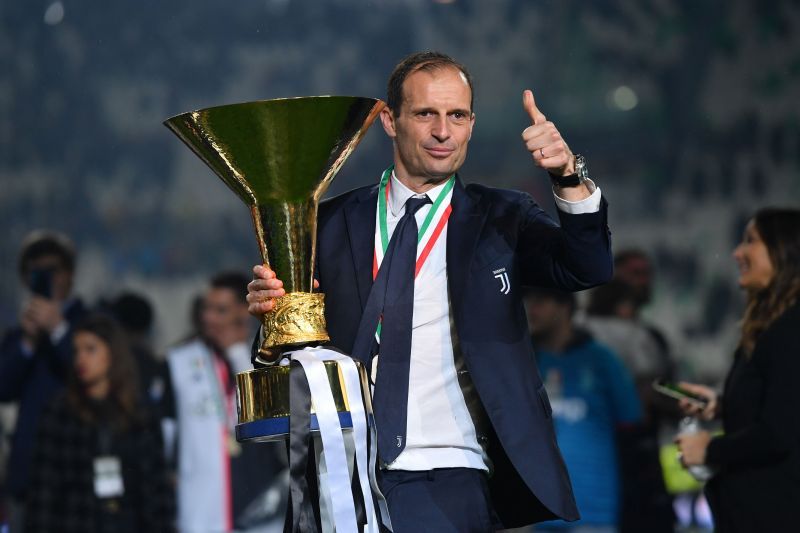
550, 173, 581, 188
553, 180, 600, 212
561, 153, 576, 176
548, 153, 586, 188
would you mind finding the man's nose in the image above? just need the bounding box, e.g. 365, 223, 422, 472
431, 116, 450, 141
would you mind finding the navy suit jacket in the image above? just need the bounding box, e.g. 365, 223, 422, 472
311, 177, 612, 527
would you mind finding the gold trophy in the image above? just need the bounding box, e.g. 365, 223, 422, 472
164, 96, 384, 441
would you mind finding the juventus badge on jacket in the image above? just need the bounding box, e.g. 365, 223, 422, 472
493, 268, 511, 295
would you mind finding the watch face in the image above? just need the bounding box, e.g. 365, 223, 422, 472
575, 155, 588, 180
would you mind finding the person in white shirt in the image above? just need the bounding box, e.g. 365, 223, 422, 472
169, 272, 283, 532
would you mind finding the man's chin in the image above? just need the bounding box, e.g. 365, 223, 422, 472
421, 163, 459, 180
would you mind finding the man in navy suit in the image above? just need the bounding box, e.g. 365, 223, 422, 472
247, 51, 612, 531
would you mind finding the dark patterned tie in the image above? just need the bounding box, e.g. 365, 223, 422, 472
372, 195, 430, 464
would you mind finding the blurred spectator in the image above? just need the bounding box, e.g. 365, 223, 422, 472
25, 314, 174, 532
582, 280, 676, 532
524, 287, 642, 533
613, 249, 675, 381
0, 230, 86, 532
583, 280, 667, 384
168, 272, 285, 532
107, 292, 176, 462
613, 249, 653, 308
676, 208, 800, 532
176, 294, 205, 345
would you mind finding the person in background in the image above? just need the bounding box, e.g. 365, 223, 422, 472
582, 280, 676, 532
108, 292, 176, 462
168, 272, 285, 533
25, 314, 174, 533
0, 231, 86, 532
176, 293, 205, 345
676, 208, 800, 532
524, 287, 642, 533
612, 249, 675, 384
583, 280, 667, 388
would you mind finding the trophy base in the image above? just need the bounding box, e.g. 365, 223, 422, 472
236, 414, 355, 443
235, 360, 360, 442
259, 292, 330, 364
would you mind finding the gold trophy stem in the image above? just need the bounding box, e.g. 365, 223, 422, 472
250, 205, 271, 269
250, 203, 330, 364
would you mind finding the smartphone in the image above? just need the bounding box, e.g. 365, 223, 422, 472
29, 268, 54, 299
652, 379, 709, 408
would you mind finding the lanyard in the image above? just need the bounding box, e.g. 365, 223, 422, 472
372, 166, 454, 340
373, 165, 455, 280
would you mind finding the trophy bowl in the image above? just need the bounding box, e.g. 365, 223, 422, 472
164, 96, 384, 441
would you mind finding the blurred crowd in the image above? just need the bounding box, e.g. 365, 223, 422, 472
524, 208, 800, 533
0, 230, 706, 533
523, 251, 700, 533
0, 231, 287, 533
2, 208, 799, 533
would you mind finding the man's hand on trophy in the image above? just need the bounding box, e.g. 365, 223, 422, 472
521, 89, 575, 177
247, 265, 284, 315
246, 264, 319, 316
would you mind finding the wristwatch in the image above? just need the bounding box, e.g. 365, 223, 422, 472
550, 154, 588, 188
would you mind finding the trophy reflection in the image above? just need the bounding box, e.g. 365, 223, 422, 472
164, 96, 384, 441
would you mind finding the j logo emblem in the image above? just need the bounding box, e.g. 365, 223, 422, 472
493, 268, 511, 295
396, 436, 403, 448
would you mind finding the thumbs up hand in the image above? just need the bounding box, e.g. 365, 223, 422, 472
521, 89, 575, 177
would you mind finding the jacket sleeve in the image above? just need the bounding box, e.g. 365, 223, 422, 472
0, 331, 77, 402
706, 314, 800, 468
0, 329, 35, 401
517, 194, 613, 290
32, 319, 78, 381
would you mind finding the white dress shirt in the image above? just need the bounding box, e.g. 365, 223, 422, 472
383, 174, 601, 472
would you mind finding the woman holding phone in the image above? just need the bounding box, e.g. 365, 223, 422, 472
676, 207, 800, 532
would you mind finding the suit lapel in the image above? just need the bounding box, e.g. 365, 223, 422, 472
447, 177, 489, 321
343, 184, 379, 309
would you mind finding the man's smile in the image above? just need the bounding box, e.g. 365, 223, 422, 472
424, 145, 455, 158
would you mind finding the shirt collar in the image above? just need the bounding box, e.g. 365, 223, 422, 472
388, 171, 450, 217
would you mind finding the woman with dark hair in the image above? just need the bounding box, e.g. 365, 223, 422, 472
25, 314, 174, 533
676, 207, 800, 532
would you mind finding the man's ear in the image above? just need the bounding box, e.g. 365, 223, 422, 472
380, 106, 396, 139
468, 112, 475, 141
